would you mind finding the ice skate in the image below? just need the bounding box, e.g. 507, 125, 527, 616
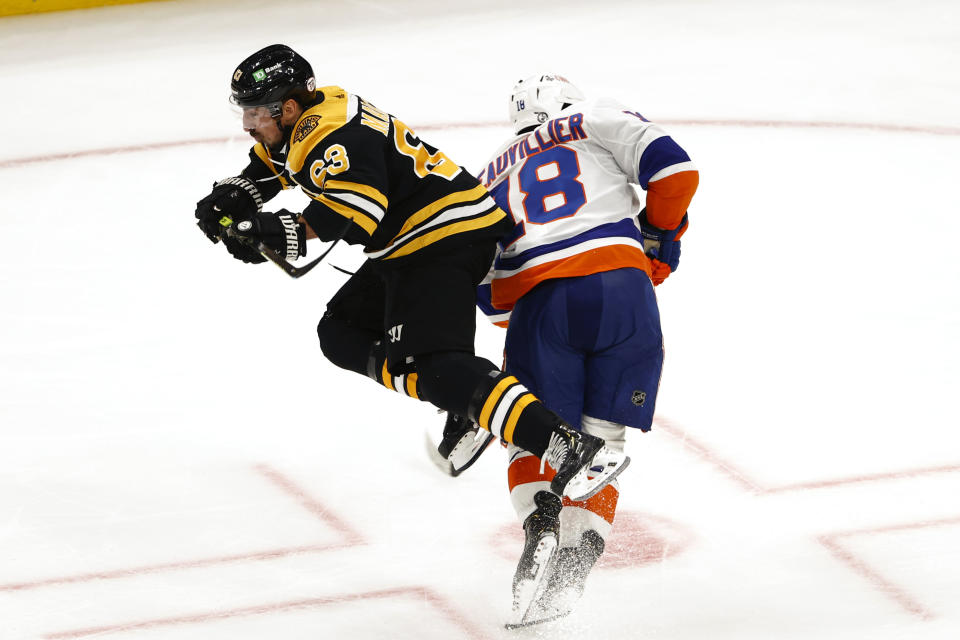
546, 422, 630, 501
505, 491, 562, 629
528, 529, 606, 622
437, 412, 494, 476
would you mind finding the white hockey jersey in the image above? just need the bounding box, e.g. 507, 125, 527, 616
476, 97, 699, 326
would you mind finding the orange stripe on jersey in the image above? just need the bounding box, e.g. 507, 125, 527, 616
645, 170, 699, 230
381, 360, 394, 391
508, 453, 555, 491
491, 244, 652, 311
562, 483, 619, 524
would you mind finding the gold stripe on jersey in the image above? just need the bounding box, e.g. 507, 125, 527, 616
383, 209, 505, 260
312, 193, 378, 236
395, 184, 488, 239
321, 185, 386, 225
287, 87, 353, 174
253, 144, 290, 188
323, 179, 389, 209
366, 185, 505, 260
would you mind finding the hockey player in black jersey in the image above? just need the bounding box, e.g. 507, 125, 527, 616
193, 44, 629, 502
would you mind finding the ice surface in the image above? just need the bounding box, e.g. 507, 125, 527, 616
1, 1, 959, 638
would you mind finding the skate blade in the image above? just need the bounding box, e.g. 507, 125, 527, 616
424, 428, 455, 476
504, 607, 571, 630
506, 535, 558, 628
563, 449, 630, 501
448, 428, 495, 476
505, 581, 581, 629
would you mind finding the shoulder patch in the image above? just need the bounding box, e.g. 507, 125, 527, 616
294, 115, 323, 143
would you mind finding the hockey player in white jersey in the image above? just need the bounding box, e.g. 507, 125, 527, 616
470, 74, 698, 626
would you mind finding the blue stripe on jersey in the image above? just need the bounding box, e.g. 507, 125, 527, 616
637, 136, 691, 189
495, 218, 642, 272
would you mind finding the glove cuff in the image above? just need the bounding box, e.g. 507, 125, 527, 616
215, 176, 264, 213
276, 212, 306, 260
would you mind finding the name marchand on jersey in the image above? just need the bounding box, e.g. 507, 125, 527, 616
478, 97, 699, 322
248, 86, 507, 261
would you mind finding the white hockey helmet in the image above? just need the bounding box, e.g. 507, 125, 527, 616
508, 73, 585, 134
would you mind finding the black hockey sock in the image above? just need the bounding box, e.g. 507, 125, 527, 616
415, 351, 500, 414
463, 371, 557, 457
366, 341, 423, 400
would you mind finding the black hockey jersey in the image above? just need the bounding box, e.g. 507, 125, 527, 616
241, 86, 509, 261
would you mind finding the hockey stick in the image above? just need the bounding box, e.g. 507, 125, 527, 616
224, 220, 347, 279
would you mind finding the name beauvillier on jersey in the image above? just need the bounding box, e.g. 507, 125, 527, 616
478, 113, 586, 187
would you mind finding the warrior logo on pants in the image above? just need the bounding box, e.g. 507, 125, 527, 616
388, 324, 404, 343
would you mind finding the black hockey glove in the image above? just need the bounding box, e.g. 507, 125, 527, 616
195, 176, 264, 243
224, 210, 307, 264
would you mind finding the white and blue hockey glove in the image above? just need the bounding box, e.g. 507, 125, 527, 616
639, 209, 688, 285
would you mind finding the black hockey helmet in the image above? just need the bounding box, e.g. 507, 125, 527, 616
229, 44, 317, 115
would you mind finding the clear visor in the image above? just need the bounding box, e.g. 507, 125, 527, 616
229, 98, 282, 130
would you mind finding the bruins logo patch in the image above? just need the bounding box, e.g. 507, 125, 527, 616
294, 115, 323, 143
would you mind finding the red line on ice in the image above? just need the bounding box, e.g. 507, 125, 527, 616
654, 416, 765, 493
765, 464, 960, 493
817, 516, 960, 620
1, 118, 957, 169
654, 417, 960, 494
817, 534, 935, 620
44, 586, 491, 640
253, 463, 365, 542
0, 544, 351, 592
656, 416, 959, 620
0, 465, 361, 592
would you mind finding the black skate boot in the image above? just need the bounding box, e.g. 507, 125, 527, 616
534, 529, 606, 620
505, 490, 563, 629
437, 412, 494, 476
545, 422, 630, 501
